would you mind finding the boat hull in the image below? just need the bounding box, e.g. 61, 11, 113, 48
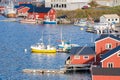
43, 21, 57, 24
7, 14, 16, 18
20, 19, 37, 24
31, 48, 56, 53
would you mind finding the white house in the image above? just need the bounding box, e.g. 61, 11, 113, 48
45, 0, 91, 10
100, 14, 120, 24
95, 0, 120, 7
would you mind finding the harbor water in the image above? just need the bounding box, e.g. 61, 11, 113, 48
0, 16, 99, 80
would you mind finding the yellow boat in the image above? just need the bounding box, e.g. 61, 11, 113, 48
31, 43, 56, 53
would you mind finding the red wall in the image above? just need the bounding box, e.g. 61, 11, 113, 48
92, 75, 120, 80
28, 9, 56, 20
70, 55, 95, 65
17, 7, 30, 14
102, 52, 120, 68
95, 38, 120, 63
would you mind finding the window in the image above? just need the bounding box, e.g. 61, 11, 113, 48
74, 55, 80, 59
108, 19, 110, 21
117, 52, 120, 57
83, 56, 89, 60
106, 43, 112, 49
112, 19, 114, 21
115, 19, 118, 21
100, 54, 103, 58
107, 62, 114, 68
51, 4, 53, 7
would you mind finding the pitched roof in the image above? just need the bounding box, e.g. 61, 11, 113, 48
92, 67, 120, 76
70, 47, 95, 55
28, 7, 51, 13
102, 14, 119, 18
101, 46, 120, 61
95, 34, 120, 42
15, 4, 34, 9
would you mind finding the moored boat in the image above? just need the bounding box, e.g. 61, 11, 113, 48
31, 43, 56, 53
74, 19, 87, 27
43, 19, 57, 24
4, 0, 16, 18
19, 19, 37, 24
31, 32, 56, 53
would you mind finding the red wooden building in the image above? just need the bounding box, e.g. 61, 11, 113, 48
95, 34, 120, 64
92, 67, 120, 80
92, 46, 120, 80
28, 7, 56, 20
101, 46, 120, 68
17, 6, 30, 17
65, 47, 96, 68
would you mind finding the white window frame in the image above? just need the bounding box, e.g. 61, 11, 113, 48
117, 52, 120, 57
74, 55, 80, 59
105, 43, 112, 50
83, 56, 89, 60
107, 62, 114, 68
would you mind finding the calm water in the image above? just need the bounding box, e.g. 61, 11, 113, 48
0, 16, 99, 80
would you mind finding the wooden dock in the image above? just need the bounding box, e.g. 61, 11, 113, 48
22, 69, 66, 74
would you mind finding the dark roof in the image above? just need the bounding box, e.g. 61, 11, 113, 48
101, 46, 120, 61
95, 34, 120, 42
92, 67, 120, 76
28, 7, 51, 13
57, 15, 67, 19
70, 47, 95, 55
15, 4, 34, 9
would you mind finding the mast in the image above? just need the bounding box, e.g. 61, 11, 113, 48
48, 34, 51, 45
60, 27, 63, 42
41, 31, 44, 43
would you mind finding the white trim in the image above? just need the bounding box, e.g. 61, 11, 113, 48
74, 55, 80, 59
105, 43, 112, 50
117, 52, 120, 57
83, 56, 89, 60
107, 62, 114, 68
101, 50, 120, 62
95, 37, 120, 43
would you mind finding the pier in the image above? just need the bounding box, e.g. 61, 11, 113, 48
23, 69, 66, 74
22, 64, 91, 74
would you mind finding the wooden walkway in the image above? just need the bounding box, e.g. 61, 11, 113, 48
22, 64, 91, 74
22, 69, 66, 74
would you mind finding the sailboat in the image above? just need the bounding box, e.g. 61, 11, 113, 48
31, 32, 56, 53
57, 27, 79, 52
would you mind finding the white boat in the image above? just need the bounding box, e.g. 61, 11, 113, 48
57, 27, 79, 52
43, 18, 57, 24
31, 32, 56, 53
74, 19, 87, 27
4, 0, 16, 18
19, 19, 37, 24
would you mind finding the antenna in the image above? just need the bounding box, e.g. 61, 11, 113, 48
76, 44, 87, 55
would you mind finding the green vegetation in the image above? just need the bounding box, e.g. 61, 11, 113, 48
56, 6, 120, 21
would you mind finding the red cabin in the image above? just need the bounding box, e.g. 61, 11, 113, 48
66, 47, 96, 68
28, 7, 56, 20
95, 34, 120, 64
